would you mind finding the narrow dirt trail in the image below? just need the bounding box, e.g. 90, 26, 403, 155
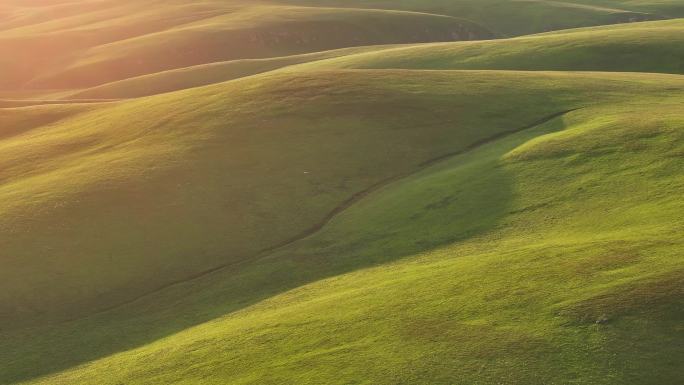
53, 107, 580, 325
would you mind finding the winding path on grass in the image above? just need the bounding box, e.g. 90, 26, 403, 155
59, 107, 581, 324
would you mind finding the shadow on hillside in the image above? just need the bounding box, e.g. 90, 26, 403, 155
1, 114, 570, 384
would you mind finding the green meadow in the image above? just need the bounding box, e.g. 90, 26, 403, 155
0, 1, 682, 384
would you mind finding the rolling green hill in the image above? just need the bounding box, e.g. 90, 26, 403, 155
3, 0, 683, 92
1, 70, 683, 385
73, 18, 684, 99
1, 1, 683, 385
294, 18, 684, 74
69, 45, 393, 99
2, 69, 631, 329
282, 0, 684, 35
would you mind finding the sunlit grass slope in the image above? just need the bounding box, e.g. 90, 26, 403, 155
3, 0, 683, 92
70, 45, 393, 99
0, 0, 227, 88
73, 18, 684, 100
2, 2, 683, 384
0, 1, 490, 89
283, 0, 684, 35
293, 18, 684, 75
2, 69, 629, 329
1, 71, 682, 385
0, 103, 96, 139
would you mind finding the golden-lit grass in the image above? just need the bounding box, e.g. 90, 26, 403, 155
69, 18, 684, 99
0, 2, 490, 89
2, 71, 682, 385
70, 45, 392, 99
6, 69, 660, 327
2, 2, 684, 385
3, 0, 682, 91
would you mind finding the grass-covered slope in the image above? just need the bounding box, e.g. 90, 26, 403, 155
3, 0, 683, 92
2, 2, 684, 385
0, 2, 491, 89
1, 71, 682, 385
69, 46, 391, 99
1, 69, 615, 329
0, 103, 96, 139
294, 18, 684, 75
73, 18, 684, 100
0, 0, 227, 88
283, 0, 684, 36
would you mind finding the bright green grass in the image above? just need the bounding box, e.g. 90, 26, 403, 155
282, 0, 684, 35
293, 18, 684, 74
2, 69, 627, 329
2, 2, 683, 384
1, 70, 682, 385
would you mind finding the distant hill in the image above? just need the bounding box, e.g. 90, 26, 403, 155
282, 0, 684, 35
73, 18, 684, 99
0, 2, 492, 89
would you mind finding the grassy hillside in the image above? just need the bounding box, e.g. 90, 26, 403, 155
2, 69, 618, 329
70, 45, 392, 99
0, 2, 491, 89
294, 18, 684, 74
72, 18, 684, 99
3, 0, 683, 92
0, 103, 96, 139
283, 0, 684, 35
0, 0, 224, 88
1, 70, 682, 384
2, 2, 683, 385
